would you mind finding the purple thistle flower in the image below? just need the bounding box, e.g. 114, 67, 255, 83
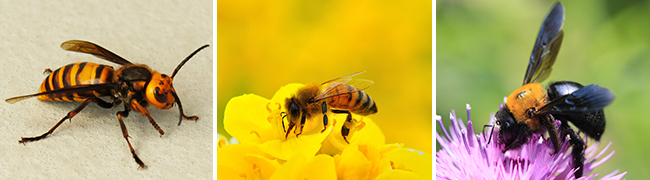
436, 104, 627, 179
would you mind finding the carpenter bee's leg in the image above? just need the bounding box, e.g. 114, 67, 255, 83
543, 115, 562, 153
561, 122, 585, 177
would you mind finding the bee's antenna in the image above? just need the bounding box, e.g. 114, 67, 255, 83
280, 112, 287, 132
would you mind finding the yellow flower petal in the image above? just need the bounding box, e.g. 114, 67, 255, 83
217, 144, 280, 180
384, 145, 432, 179
258, 130, 330, 160
375, 169, 420, 180
270, 83, 304, 103
270, 154, 336, 180
224, 94, 276, 144
320, 116, 386, 155
334, 143, 389, 180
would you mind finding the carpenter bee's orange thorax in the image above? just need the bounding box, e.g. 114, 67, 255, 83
506, 83, 548, 129
145, 72, 176, 109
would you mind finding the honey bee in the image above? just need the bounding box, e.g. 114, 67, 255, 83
283, 71, 377, 143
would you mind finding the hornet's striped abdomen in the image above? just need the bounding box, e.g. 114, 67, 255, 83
326, 84, 377, 116
38, 62, 115, 102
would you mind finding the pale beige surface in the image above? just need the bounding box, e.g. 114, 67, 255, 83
0, 1, 213, 179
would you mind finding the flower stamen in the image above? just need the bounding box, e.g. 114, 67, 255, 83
218, 136, 227, 148
250, 131, 261, 138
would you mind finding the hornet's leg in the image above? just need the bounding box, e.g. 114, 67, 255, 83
43, 68, 53, 75
171, 92, 198, 126
129, 99, 164, 136
116, 109, 147, 169
19, 98, 94, 144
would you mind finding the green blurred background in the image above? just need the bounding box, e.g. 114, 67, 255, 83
218, 1, 432, 153
437, 0, 650, 178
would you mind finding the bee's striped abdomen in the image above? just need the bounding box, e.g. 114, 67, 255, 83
327, 84, 378, 116
38, 62, 115, 102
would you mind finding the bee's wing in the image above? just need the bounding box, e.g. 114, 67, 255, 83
320, 71, 366, 86
536, 84, 614, 115
523, 3, 565, 85
313, 79, 374, 102
5, 83, 120, 104
61, 40, 133, 65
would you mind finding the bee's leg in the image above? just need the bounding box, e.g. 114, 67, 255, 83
285, 118, 295, 139
502, 122, 531, 152
542, 115, 561, 153
129, 99, 164, 136
321, 102, 329, 133
295, 112, 307, 137
19, 98, 93, 144
561, 122, 585, 177
116, 108, 147, 169
282, 118, 286, 133
332, 109, 353, 143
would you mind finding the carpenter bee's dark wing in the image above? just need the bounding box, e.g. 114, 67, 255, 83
523, 2, 565, 85
536, 84, 614, 115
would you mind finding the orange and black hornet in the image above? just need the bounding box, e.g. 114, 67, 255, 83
6, 40, 210, 169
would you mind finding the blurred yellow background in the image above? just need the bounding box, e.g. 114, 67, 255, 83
438, 0, 650, 178
218, 1, 432, 153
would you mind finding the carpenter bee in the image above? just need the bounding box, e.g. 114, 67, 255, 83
491, 3, 615, 177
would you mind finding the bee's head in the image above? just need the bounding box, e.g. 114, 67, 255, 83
284, 97, 301, 122
495, 105, 519, 147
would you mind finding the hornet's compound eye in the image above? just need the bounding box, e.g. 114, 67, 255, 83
154, 87, 168, 103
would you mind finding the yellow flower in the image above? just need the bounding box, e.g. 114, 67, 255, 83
333, 143, 431, 180
319, 114, 385, 155
217, 143, 280, 180
224, 83, 329, 160
220, 83, 431, 179
224, 83, 386, 160
270, 154, 337, 180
